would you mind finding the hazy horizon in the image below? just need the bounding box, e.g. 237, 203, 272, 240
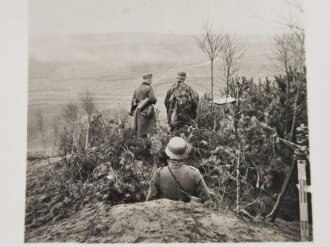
27, 0, 304, 152
30, 0, 303, 36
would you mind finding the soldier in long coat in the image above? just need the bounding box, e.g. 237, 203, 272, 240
131, 74, 157, 137
146, 137, 211, 202
164, 72, 199, 133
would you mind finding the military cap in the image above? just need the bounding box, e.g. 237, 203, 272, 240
177, 71, 186, 81
165, 136, 188, 160
143, 74, 153, 80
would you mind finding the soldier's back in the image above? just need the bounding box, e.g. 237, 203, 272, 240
135, 84, 150, 101
157, 164, 198, 201
168, 82, 191, 93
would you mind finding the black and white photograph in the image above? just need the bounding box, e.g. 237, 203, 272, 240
3, 0, 330, 245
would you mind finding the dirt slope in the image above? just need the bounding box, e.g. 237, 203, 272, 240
25, 198, 300, 243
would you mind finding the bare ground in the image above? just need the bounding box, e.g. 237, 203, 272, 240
25, 198, 301, 243
25, 158, 302, 243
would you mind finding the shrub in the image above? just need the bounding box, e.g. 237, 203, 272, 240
27, 70, 308, 223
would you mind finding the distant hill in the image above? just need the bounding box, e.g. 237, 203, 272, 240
28, 32, 276, 151
29, 32, 274, 79
28, 32, 276, 113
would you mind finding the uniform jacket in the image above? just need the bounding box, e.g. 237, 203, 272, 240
164, 82, 199, 128
131, 82, 157, 137
132, 82, 157, 106
146, 161, 211, 202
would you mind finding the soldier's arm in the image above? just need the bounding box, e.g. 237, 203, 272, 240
131, 90, 137, 106
194, 170, 212, 203
187, 88, 199, 119
191, 88, 199, 109
164, 87, 173, 110
147, 86, 157, 104
146, 169, 161, 201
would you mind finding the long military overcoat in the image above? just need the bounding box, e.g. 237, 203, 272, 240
131, 82, 157, 137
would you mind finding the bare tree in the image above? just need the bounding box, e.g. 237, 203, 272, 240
62, 103, 79, 154
80, 90, 96, 150
221, 34, 245, 97
273, 33, 294, 77
272, 32, 299, 138
289, 29, 305, 73
271, 2, 306, 140
287, 27, 306, 143
283, 0, 306, 141
274, 33, 292, 137
197, 22, 224, 129
51, 117, 61, 154
274, 0, 305, 74
33, 108, 47, 153
266, 0, 307, 221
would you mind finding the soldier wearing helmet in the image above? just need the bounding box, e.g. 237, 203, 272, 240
146, 137, 211, 203
164, 72, 199, 133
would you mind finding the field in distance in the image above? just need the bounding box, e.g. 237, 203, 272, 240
28, 32, 275, 152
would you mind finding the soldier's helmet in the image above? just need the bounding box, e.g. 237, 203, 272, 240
165, 137, 188, 160
177, 71, 186, 81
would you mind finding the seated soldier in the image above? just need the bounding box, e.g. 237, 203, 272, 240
146, 137, 211, 203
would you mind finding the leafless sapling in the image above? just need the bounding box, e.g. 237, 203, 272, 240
197, 22, 224, 130
33, 108, 47, 153
80, 90, 96, 150
221, 33, 245, 98
271, 2, 306, 140
62, 103, 79, 154
51, 116, 61, 154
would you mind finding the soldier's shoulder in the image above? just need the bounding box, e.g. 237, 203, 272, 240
181, 82, 192, 88
182, 83, 196, 93
166, 84, 177, 94
169, 83, 177, 89
186, 166, 202, 178
136, 84, 144, 91
186, 165, 199, 171
187, 165, 197, 169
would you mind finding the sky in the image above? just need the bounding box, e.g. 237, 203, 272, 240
29, 0, 304, 36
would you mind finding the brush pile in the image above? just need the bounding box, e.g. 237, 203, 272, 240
25, 118, 156, 229
26, 72, 308, 231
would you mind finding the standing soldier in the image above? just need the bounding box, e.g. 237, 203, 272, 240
130, 74, 157, 138
164, 72, 199, 133
146, 136, 211, 203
